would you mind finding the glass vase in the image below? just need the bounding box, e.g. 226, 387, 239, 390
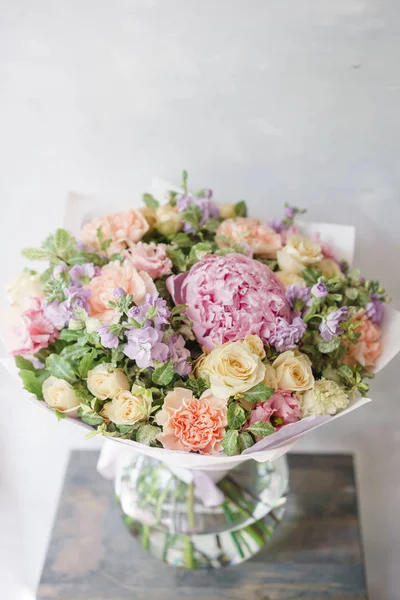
115, 452, 289, 569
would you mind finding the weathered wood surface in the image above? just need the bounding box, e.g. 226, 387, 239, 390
37, 452, 367, 600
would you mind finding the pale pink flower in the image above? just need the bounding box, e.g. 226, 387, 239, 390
280, 225, 301, 245
217, 217, 282, 258
81, 209, 149, 257
11, 297, 59, 356
311, 232, 337, 260
156, 387, 227, 454
167, 253, 290, 350
86, 260, 156, 324
344, 309, 382, 368
124, 242, 172, 280
269, 390, 300, 425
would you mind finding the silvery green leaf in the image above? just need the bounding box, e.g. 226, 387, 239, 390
248, 421, 275, 438
78, 350, 97, 379
18, 369, 44, 400
152, 360, 174, 386
227, 402, 247, 429
46, 354, 76, 381
238, 431, 255, 452
136, 424, 160, 446
241, 384, 275, 403
221, 430, 240, 456
54, 228, 75, 254
21, 247, 52, 261
142, 193, 159, 210
317, 338, 341, 354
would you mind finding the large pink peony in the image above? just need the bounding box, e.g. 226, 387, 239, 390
81, 209, 149, 257
156, 387, 227, 454
11, 297, 59, 356
86, 260, 156, 324
124, 242, 172, 280
167, 253, 290, 350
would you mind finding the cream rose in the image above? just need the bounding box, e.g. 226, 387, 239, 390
155, 205, 183, 236
87, 364, 130, 400
244, 334, 266, 358
272, 350, 314, 392
275, 271, 306, 288
264, 363, 278, 389
6, 271, 43, 312
219, 203, 236, 219
42, 376, 81, 415
319, 258, 344, 280
196, 340, 266, 399
277, 235, 323, 274
102, 385, 151, 425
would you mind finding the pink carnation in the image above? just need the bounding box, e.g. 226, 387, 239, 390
11, 297, 59, 356
124, 242, 172, 280
167, 253, 290, 350
81, 209, 149, 257
156, 387, 227, 454
311, 232, 337, 260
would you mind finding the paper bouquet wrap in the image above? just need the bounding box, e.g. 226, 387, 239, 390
2, 174, 400, 480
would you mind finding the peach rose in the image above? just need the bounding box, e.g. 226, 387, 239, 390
86, 260, 156, 324
124, 242, 172, 280
216, 217, 282, 258
81, 209, 149, 257
344, 310, 382, 368
156, 387, 227, 454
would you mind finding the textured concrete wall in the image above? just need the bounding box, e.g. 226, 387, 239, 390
0, 2, 399, 599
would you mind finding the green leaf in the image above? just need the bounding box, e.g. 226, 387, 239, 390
72, 381, 94, 403
248, 421, 275, 438
183, 204, 202, 231
302, 267, 320, 286
188, 241, 214, 264
78, 404, 104, 426
14, 356, 36, 371
152, 360, 175, 386
238, 431, 255, 452
241, 384, 275, 403
178, 377, 209, 397
18, 369, 44, 400
54, 228, 75, 254
227, 402, 247, 429
317, 338, 341, 354
54, 410, 66, 421
338, 364, 355, 385
222, 430, 240, 456
172, 233, 192, 248
78, 350, 97, 379
143, 193, 159, 210
136, 424, 160, 446
46, 354, 76, 381
345, 287, 359, 301
60, 343, 88, 362
166, 247, 187, 272
234, 200, 247, 217
21, 247, 52, 261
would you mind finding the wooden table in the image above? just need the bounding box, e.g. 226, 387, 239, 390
37, 451, 368, 600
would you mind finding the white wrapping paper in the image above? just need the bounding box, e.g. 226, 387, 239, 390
1, 183, 400, 486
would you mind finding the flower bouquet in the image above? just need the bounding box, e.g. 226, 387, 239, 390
2, 171, 400, 568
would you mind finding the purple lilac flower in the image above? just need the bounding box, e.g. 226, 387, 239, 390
319, 306, 349, 342
366, 293, 384, 325
129, 294, 170, 329
64, 286, 91, 312
98, 325, 119, 349
123, 326, 169, 368
285, 284, 311, 308
284, 206, 295, 219
167, 334, 192, 376
311, 282, 328, 299
52, 264, 68, 279
269, 316, 307, 352
43, 300, 71, 329
69, 263, 100, 286
268, 218, 285, 233
176, 192, 220, 233
113, 287, 127, 298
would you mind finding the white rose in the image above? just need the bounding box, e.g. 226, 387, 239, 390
87, 364, 130, 400
6, 270, 43, 312
272, 350, 314, 392
102, 385, 151, 425
42, 376, 81, 416
277, 235, 323, 274
155, 205, 183, 237
300, 378, 349, 417
197, 340, 266, 399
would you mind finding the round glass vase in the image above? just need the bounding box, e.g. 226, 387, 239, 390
115, 452, 289, 569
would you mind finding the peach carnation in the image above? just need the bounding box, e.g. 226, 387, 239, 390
124, 242, 172, 280
345, 310, 382, 368
216, 217, 282, 258
86, 260, 156, 324
156, 387, 227, 454
81, 209, 149, 257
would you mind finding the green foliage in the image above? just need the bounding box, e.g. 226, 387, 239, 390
18, 369, 44, 400
248, 421, 275, 438
46, 354, 76, 381
221, 430, 240, 456
240, 384, 275, 403
78, 404, 104, 426
166, 247, 187, 272
183, 204, 202, 232
178, 377, 209, 397
152, 360, 175, 386
142, 193, 159, 210
227, 402, 247, 429
14, 356, 35, 371
238, 431, 255, 452
21, 247, 52, 261
72, 381, 94, 403
136, 424, 160, 446
302, 267, 320, 286
234, 200, 247, 217
78, 350, 98, 379
317, 338, 341, 354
